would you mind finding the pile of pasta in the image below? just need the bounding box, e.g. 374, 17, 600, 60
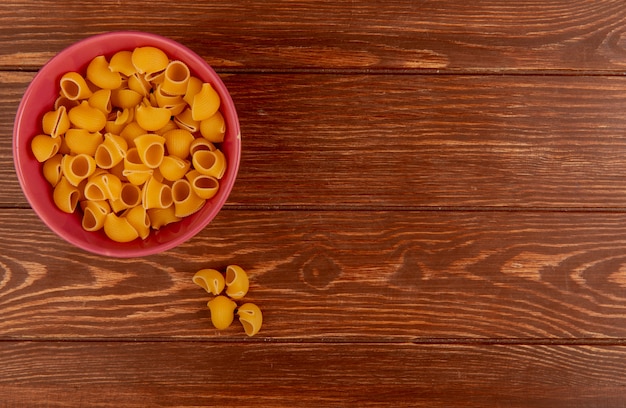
30, 46, 228, 243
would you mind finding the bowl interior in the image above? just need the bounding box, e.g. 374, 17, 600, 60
13, 32, 241, 257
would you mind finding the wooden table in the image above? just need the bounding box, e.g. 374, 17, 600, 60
3, 1, 626, 406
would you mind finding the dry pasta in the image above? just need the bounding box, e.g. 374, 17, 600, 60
31, 46, 227, 243
207, 295, 237, 330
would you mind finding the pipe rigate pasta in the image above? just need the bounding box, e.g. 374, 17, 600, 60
237, 303, 263, 337
42, 106, 70, 138
31, 46, 228, 242
225, 265, 250, 300
193, 269, 226, 296
87, 55, 122, 90
207, 295, 237, 330
171, 179, 205, 217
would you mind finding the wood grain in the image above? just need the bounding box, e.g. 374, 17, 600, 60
2, 341, 626, 407
5, 72, 626, 209
4, 208, 626, 340
2, 1, 626, 72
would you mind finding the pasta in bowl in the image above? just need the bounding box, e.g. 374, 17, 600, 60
13, 32, 241, 257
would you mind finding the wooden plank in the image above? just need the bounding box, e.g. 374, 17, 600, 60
1, 1, 626, 72
5, 72, 626, 209
3, 208, 626, 340
1, 341, 626, 407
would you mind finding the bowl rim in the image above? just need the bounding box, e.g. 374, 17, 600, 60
13, 31, 241, 257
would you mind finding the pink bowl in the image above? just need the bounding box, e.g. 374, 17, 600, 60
13, 31, 241, 257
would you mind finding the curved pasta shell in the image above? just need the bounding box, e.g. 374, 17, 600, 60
61, 154, 97, 186
185, 170, 219, 200
68, 101, 107, 132
81, 200, 110, 232
192, 149, 227, 179
111, 88, 143, 109
120, 122, 147, 147
134, 133, 166, 168
161, 60, 190, 96
42, 154, 64, 187
189, 138, 216, 156
159, 155, 191, 182
154, 85, 186, 115
199, 111, 226, 143
31, 134, 62, 162
109, 50, 137, 76
225, 265, 250, 300
54, 95, 79, 111
191, 83, 220, 121
53, 177, 79, 213
65, 128, 103, 156
84, 172, 122, 201
207, 295, 237, 330
142, 176, 173, 209
127, 73, 151, 97
146, 206, 180, 229
42, 106, 70, 138
237, 303, 263, 337
183, 76, 203, 106
110, 183, 142, 213
123, 147, 151, 172
173, 108, 199, 133
86, 55, 122, 90
131, 46, 169, 75
192, 269, 225, 295
164, 128, 195, 159
88, 89, 112, 115
135, 102, 172, 132
60, 72, 93, 100
171, 179, 205, 217
95, 133, 128, 169
104, 212, 139, 243
124, 205, 150, 239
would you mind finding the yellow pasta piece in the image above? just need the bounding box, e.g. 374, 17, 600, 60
88, 89, 112, 115
86, 55, 122, 90
173, 108, 199, 133
80, 200, 110, 231
61, 154, 97, 187
189, 138, 216, 155
159, 155, 191, 182
135, 101, 172, 132
191, 83, 220, 121
68, 101, 107, 132
185, 170, 219, 199
109, 50, 137, 76
134, 133, 166, 168
183, 76, 203, 106
122, 147, 152, 185
42, 106, 70, 138
225, 265, 249, 300
60, 71, 93, 100
146, 206, 180, 229
120, 121, 147, 147
103, 212, 139, 243
237, 303, 263, 337
192, 269, 225, 295
84, 172, 122, 201
131, 46, 169, 75
207, 295, 237, 330
171, 179, 205, 217
65, 128, 103, 156
154, 85, 186, 115
124, 205, 150, 239
42, 154, 63, 187
31, 134, 62, 162
161, 60, 190, 96
142, 176, 173, 209
163, 128, 195, 159
53, 95, 78, 111
111, 88, 144, 109
94, 133, 128, 169
192, 149, 226, 179
53, 177, 79, 213
200, 111, 226, 143
110, 183, 142, 213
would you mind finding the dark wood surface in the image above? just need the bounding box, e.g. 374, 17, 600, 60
3, 1, 626, 406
